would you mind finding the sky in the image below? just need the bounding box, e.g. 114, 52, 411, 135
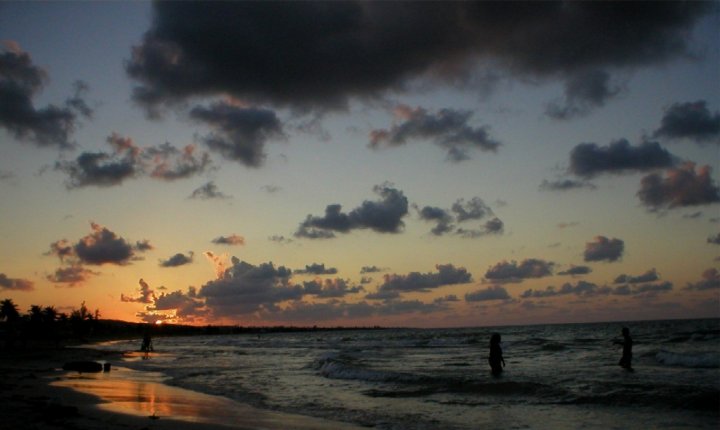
0, 1, 718, 328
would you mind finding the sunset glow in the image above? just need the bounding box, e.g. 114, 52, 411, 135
0, 2, 718, 328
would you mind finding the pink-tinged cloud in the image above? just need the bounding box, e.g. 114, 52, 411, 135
0, 273, 34, 291
638, 163, 720, 211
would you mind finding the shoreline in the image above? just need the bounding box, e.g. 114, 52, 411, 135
0, 345, 364, 430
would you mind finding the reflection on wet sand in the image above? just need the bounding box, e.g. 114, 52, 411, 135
52, 366, 362, 429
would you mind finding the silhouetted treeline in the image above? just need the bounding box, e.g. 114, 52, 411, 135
1, 298, 386, 349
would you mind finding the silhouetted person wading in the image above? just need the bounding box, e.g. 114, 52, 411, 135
488, 333, 505, 375
616, 327, 633, 371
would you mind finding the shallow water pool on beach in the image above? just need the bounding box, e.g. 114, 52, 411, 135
91, 319, 719, 429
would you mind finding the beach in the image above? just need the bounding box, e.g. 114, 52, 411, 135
0, 346, 364, 430
2, 319, 718, 430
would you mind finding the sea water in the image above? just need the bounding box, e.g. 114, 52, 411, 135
99, 319, 719, 429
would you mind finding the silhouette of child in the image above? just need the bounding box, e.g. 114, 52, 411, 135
488, 333, 505, 375
617, 327, 633, 371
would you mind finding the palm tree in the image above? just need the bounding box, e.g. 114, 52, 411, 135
0, 299, 20, 322
1, 299, 21, 349
42, 306, 58, 325
29, 305, 43, 324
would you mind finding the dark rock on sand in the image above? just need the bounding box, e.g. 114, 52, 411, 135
62, 360, 103, 373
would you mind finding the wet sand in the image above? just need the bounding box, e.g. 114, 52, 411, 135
0, 346, 364, 430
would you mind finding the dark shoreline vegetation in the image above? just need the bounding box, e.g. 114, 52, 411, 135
3, 297, 717, 350
1, 298, 388, 349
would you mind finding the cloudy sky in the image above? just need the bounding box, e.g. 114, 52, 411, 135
1, 1, 718, 327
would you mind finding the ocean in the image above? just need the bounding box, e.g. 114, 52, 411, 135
95, 319, 719, 429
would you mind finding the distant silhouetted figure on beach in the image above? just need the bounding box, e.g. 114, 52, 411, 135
615, 327, 633, 371
488, 333, 505, 375
141, 331, 153, 358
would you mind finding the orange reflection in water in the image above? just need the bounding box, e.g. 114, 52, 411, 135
51, 366, 364, 429
51, 369, 232, 423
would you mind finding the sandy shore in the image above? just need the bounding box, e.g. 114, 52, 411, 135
0, 346, 365, 430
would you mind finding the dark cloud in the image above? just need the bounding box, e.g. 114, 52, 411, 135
295, 263, 338, 276
521, 280, 672, 298
545, 69, 621, 120
150, 287, 206, 320
199, 258, 298, 316
145, 142, 211, 180
653, 100, 720, 144
707, 233, 720, 245
417, 206, 453, 236
295, 184, 408, 239
484, 259, 554, 283
521, 281, 609, 298
614, 268, 659, 284
464, 285, 510, 302
360, 265, 385, 274
569, 139, 677, 178
267, 299, 441, 322
369, 105, 500, 161
135, 240, 154, 252
301, 278, 363, 298
159, 252, 194, 268
685, 268, 720, 291
630, 281, 673, 296
46, 265, 97, 286
452, 197, 493, 222
557, 265, 592, 276
584, 236, 624, 262
56, 133, 210, 188
126, 2, 710, 113
121, 278, 156, 304
371, 264, 472, 298
539, 178, 596, 191
189, 181, 230, 200
0, 273, 34, 291
434, 294, 460, 304
47, 223, 150, 268
49, 222, 151, 266
456, 218, 504, 238
58, 133, 140, 188
211, 234, 245, 246
417, 197, 503, 238
190, 102, 284, 168
637, 163, 720, 211
0, 44, 91, 148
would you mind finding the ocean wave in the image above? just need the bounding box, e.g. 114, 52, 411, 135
317, 357, 423, 383
655, 350, 720, 368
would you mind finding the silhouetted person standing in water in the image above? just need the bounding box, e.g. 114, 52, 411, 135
488, 333, 505, 375
616, 327, 633, 371
141, 331, 153, 359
